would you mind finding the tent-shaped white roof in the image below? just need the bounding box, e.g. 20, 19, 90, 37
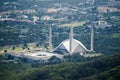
54, 38, 88, 55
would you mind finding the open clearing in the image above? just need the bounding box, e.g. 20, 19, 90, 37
0, 43, 45, 54
59, 21, 86, 27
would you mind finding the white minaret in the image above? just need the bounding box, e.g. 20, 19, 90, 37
49, 25, 52, 52
90, 26, 94, 51
69, 27, 73, 54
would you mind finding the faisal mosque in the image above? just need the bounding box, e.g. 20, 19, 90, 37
5, 24, 99, 62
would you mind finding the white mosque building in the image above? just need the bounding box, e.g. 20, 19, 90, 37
4, 25, 96, 62
54, 27, 89, 55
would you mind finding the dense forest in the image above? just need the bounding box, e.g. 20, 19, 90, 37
0, 53, 120, 80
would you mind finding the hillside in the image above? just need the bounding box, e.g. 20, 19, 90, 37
21, 54, 120, 80
0, 53, 119, 80
84, 65, 120, 80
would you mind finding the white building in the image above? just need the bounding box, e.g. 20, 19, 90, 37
54, 27, 88, 55
54, 39, 88, 55
98, 18, 107, 25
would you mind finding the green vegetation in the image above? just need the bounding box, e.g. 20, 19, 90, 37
22, 54, 120, 80
115, 20, 120, 26
84, 65, 120, 80
0, 54, 120, 80
0, 0, 120, 79
0, 0, 119, 55
0, 43, 46, 54
0, 55, 31, 80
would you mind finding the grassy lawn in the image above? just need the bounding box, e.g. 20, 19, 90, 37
0, 43, 46, 55
59, 21, 86, 27
0, 45, 22, 54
